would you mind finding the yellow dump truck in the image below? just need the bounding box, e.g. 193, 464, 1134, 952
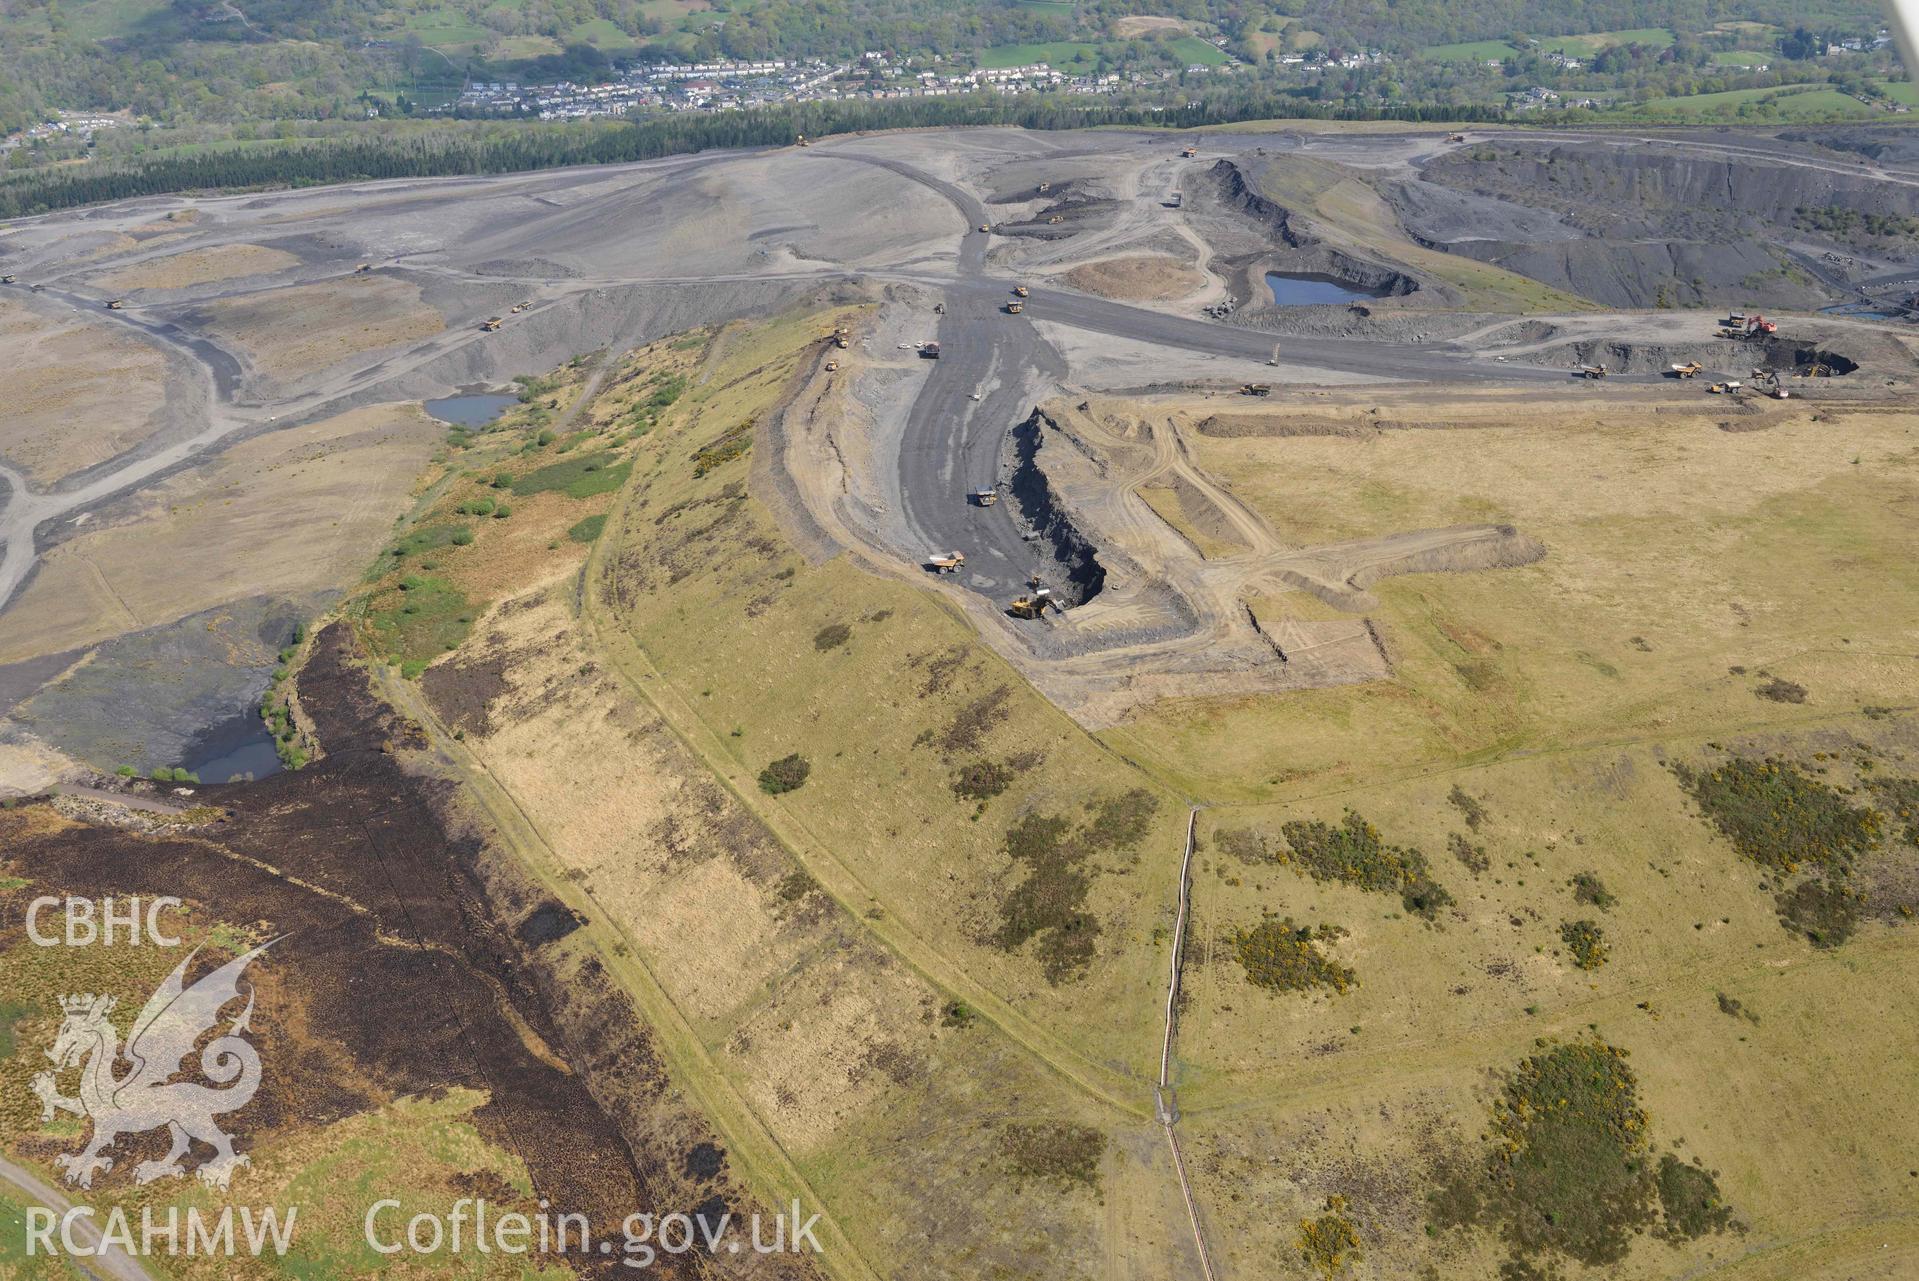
106, 299, 127, 310
1014, 285, 1029, 297
1446, 132, 1467, 143
1181, 145, 1197, 158
1576, 364, 1608, 379
1670, 362, 1702, 378
0, 275, 14, 284
979, 223, 991, 233
925, 552, 966, 574
481, 317, 503, 332
1240, 383, 1272, 396
1006, 301, 1023, 314
970, 489, 999, 507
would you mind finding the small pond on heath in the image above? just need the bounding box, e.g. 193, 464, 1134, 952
1265, 272, 1390, 306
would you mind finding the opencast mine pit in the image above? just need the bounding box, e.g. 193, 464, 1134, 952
3, 124, 1916, 767
772, 361, 1552, 728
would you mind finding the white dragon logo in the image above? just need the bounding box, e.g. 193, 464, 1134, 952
31, 942, 274, 1190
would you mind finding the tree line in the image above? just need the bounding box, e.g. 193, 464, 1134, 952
0, 94, 1502, 221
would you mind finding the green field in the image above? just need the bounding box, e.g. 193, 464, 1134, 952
403, 7, 491, 49
1170, 35, 1231, 66
1422, 38, 1520, 62
1710, 49, 1773, 65
569, 17, 640, 50
1541, 25, 1673, 56
1603, 82, 1885, 122
977, 40, 1101, 68
62, 0, 174, 41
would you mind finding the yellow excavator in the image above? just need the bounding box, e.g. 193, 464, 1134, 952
1008, 578, 1059, 619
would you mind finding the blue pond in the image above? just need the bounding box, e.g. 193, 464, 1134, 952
425, 393, 519, 427
1265, 272, 1386, 306
183, 711, 282, 784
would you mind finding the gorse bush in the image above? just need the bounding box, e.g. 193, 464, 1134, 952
1296, 1195, 1362, 1277
1560, 918, 1609, 969
1672, 757, 1880, 873
757, 754, 811, 795
1230, 916, 1355, 995
1279, 810, 1454, 919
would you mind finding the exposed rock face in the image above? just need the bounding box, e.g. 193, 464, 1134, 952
1209, 161, 1423, 301
1007, 409, 1106, 607
1399, 140, 1919, 310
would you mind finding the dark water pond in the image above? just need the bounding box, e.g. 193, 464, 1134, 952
1265, 272, 1388, 306
184, 711, 282, 784
425, 393, 519, 426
